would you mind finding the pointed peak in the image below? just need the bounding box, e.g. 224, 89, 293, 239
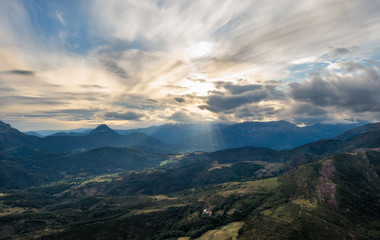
94, 124, 112, 131
88, 124, 119, 136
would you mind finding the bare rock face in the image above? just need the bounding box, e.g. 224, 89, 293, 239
317, 159, 337, 209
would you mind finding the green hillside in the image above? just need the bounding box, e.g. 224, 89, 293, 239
1, 150, 379, 239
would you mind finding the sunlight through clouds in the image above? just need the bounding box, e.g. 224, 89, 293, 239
0, 0, 379, 130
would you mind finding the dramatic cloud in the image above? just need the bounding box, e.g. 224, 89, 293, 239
0, 0, 380, 130
221, 82, 263, 95
289, 62, 380, 113
199, 83, 285, 113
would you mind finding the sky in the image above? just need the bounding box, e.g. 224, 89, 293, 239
0, 0, 380, 131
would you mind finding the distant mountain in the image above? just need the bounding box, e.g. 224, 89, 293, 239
24, 131, 43, 137
50, 131, 87, 137
87, 124, 120, 137
183, 120, 365, 151
18, 121, 365, 152
23, 128, 92, 137
116, 123, 229, 144
38, 124, 172, 153
0, 120, 174, 154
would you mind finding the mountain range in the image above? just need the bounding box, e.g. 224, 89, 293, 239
19, 120, 366, 153
1, 121, 171, 154
1, 119, 380, 239
182, 120, 367, 151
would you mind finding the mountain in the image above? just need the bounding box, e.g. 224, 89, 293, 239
183, 120, 365, 151
116, 123, 229, 144
24, 131, 43, 137
38, 124, 172, 153
87, 124, 118, 136
0, 120, 174, 154
26, 128, 92, 137
14, 120, 365, 153
50, 131, 87, 137
335, 122, 380, 140
0, 120, 40, 149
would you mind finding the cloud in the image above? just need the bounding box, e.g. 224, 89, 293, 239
234, 105, 281, 119
167, 111, 193, 122
99, 59, 129, 79
199, 83, 285, 113
288, 62, 380, 113
291, 103, 327, 117
0, 96, 67, 106
56, 10, 66, 25
174, 97, 185, 103
330, 47, 351, 57
80, 84, 104, 89
103, 111, 145, 121
1, 0, 380, 129
0, 69, 35, 75
19, 108, 99, 121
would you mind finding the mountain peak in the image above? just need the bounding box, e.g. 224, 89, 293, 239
88, 124, 119, 136
94, 124, 112, 131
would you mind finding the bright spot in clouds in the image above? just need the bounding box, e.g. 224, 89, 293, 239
187, 41, 214, 59
179, 77, 216, 96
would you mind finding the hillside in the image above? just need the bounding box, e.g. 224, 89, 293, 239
1, 150, 379, 239
239, 151, 380, 239
335, 122, 380, 140
0, 146, 166, 190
